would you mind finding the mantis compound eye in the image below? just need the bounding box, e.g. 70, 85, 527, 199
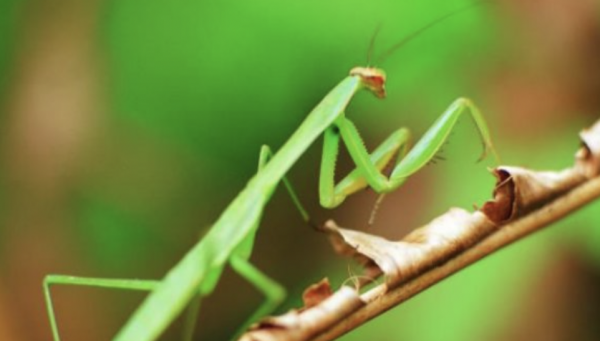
349, 67, 387, 99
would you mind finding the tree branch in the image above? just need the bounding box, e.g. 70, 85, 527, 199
314, 174, 600, 341
240, 119, 600, 341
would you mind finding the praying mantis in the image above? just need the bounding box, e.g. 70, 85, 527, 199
43, 4, 498, 341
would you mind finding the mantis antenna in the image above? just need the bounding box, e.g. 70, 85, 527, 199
366, 23, 383, 66
376, 0, 493, 65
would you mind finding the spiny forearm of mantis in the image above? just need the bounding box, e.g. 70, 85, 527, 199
239, 119, 600, 341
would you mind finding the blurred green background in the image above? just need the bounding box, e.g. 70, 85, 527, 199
1, 0, 599, 340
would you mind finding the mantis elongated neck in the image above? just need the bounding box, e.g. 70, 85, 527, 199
251, 76, 362, 190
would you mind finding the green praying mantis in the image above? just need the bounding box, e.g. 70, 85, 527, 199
43, 5, 498, 341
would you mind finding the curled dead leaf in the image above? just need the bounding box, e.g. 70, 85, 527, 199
239, 286, 364, 341
302, 278, 333, 309
324, 210, 495, 288
481, 121, 600, 223
576, 120, 600, 178
480, 168, 514, 222
481, 167, 585, 222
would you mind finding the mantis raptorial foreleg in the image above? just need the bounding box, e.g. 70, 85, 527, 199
320, 125, 412, 208
320, 97, 496, 208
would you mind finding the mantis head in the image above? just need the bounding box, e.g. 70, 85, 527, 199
350, 67, 387, 99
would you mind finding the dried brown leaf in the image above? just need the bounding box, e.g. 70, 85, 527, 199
481, 167, 586, 222
240, 287, 364, 341
324, 210, 496, 288
302, 278, 333, 309
576, 120, 600, 177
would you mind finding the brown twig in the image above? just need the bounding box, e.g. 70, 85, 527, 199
240, 119, 600, 341
313, 174, 600, 341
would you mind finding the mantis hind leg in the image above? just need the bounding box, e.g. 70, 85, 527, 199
320, 97, 498, 208
181, 265, 225, 341
186, 207, 285, 340
220, 146, 300, 337
182, 145, 302, 340
229, 254, 286, 340
43, 275, 160, 341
